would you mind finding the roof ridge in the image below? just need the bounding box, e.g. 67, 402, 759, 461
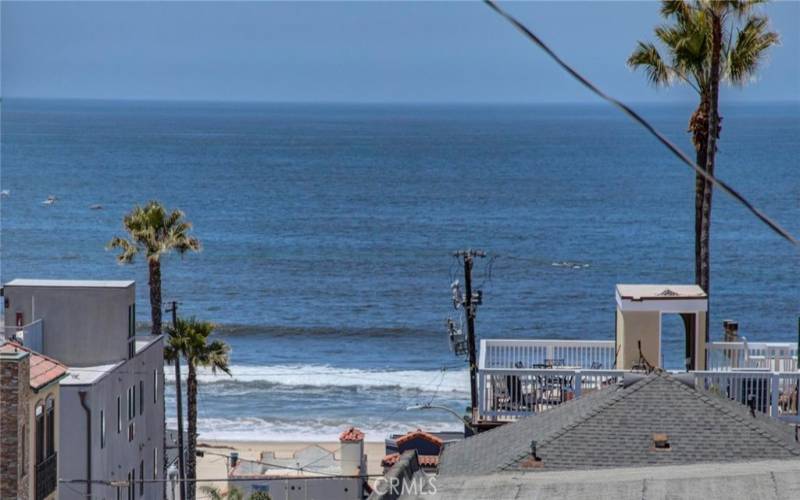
2, 341, 67, 369
537, 373, 659, 447
500, 374, 661, 469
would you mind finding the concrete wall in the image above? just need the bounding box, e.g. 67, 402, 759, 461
59, 337, 165, 500
616, 310, 661, 370
616, 309, 708, 371
232, 476, 362, 500
3, 283, 135, 367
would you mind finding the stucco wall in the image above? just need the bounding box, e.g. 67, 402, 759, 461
59, 337, 165, 500
616, 311, 661, 370
3, 284, 134, 367
233, 476, 362, 500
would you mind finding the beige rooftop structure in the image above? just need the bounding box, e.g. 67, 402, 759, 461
615, 284, 708, 371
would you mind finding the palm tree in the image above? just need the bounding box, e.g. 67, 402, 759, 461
108, 200, 201, 336
199, 486, 271, 500
628, 0, 778, 295
166, 317, 231, 500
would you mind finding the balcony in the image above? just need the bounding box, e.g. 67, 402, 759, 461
35, 452, 57, 500
0, 319, 44, 352
477, 339, 800, 424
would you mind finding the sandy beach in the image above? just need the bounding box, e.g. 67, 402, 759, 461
195, 440, 387, 494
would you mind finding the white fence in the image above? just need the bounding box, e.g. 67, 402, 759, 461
477, 368, 623, 419
479, 339, 616, 370
707, 341, 797, 372
693, 370, 800, 423
477, 367, 800, 423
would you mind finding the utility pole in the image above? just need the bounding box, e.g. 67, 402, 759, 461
455, 249, 485, 421
166, 300, 187, 500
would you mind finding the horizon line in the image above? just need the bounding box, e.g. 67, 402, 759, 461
3, 96, 799, 106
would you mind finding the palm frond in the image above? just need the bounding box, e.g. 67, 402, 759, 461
107, 236, 139, 264
726, 14, 778, 85
628, 42, 675, 87
199, 486, 226, 500
661, 0, 694, 22
109, 200, 201, 262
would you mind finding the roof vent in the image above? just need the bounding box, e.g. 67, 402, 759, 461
519, 440, 543, 469
657, 288, 680, 297
652, 433, 670, 450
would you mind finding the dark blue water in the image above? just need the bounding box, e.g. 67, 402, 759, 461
2, 99, 798, 439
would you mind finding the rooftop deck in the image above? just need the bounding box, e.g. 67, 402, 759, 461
477, 338, 800, 424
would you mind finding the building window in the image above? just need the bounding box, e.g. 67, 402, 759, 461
100, 410, 106, 449
127, 386, 134, 421
153, 369, 158, 404
35, 402, 45, 464
139, 380, 144, 416
153, 448, 158, 479
45, 396, 55, 457
139, 460, 144, 497
117, 396, 122, 433
128, 304, 136, 359
128, 421, 135, 442
127, 470, 134, 500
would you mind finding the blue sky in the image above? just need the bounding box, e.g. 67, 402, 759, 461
2, 1, 798, 103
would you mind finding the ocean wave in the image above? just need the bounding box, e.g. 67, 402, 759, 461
167, 416, 461, 442
165, 364, 470, 394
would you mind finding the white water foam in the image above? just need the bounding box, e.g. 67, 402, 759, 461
165, 364, 470, 393
168, 416, 462, 442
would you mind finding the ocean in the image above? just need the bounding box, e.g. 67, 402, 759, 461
1, 98, 798, 440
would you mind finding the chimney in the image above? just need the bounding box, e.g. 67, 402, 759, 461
339, 427, 365, 477
652, 433, 670, 450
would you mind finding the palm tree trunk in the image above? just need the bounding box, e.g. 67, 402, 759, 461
186, 361, 198, 500
691, 98, 709, 288
149, 259, 163, 336
700, 11, 723, 353
701, 13, 722, 295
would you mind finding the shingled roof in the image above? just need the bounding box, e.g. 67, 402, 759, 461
0, 341, 68, 391
438, 372, 800, 476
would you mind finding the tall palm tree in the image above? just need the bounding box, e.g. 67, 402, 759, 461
166, 317, 231, 500
108, 200, 201, 336
628, 0, 778, 295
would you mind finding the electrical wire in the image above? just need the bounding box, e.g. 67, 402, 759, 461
484, 0, 798, 247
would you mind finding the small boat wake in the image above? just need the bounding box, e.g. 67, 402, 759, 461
552, 260, 590, 269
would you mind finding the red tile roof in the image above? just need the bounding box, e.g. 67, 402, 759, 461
395, 429, 443, 448
381, 453, 439, 468
0, 342, 67, 391
339, 427, 364, 442
381, 453, 401, 467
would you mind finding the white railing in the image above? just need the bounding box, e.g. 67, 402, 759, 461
708, 341, 797, 372
693, 370, 800, 423
477, 368, 623, 420
0, 320, 44, 352
478, 367, 800, 423
479, 339, 616, 370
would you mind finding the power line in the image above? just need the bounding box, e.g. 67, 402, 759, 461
484, 0, 798, 247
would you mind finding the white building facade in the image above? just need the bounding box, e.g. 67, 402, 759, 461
2, 279, 165, 500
